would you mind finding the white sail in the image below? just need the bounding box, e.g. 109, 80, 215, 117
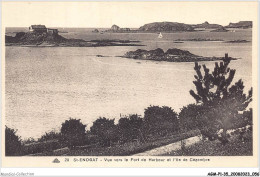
158, 32, 163, 38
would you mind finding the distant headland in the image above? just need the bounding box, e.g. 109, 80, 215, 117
92, 21, 252, 33
5, 25, 144, 47
225, 21, 252, 28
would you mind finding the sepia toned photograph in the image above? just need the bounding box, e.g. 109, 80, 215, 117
1, 1, 258, 168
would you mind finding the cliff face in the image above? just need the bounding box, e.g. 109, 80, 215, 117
225, 21, 252, 28
193, 21, 223, 29
139, 22, 194, 32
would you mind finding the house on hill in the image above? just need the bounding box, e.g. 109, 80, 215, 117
29, 25, 58, 34
29, 25, 47, 33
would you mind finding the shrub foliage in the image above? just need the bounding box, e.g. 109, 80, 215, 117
179, 104, 201, 131
143, 106, 179, 137
118, 114, 144, 143
5, 126, 22, 156
60, 118, 86, 148
90, 117, 117, 147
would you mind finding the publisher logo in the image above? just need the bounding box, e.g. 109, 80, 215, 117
52, 158, 60, 163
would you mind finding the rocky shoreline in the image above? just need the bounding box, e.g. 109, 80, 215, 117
5, 32, 144, 47
122, 48, 236, 62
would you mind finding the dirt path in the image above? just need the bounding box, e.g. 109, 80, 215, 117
134, 135, 202, 156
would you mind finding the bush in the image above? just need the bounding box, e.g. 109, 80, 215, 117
23, 140, 61, 155
23, 137, 36, 145
38, 130, 61, 142
242, 108, 253, 126
90, 117, 117, 147
143, 106, 179, 137
179, 104, 201, 131
60, 118, 86, 148
118, 114, 144, 143
5, 126, 22, 156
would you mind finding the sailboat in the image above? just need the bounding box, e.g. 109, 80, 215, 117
158, 32, 163, 38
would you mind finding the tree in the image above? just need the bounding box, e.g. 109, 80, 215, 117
5, 126, 22, 156
143, 105, 179, 137
190, 55, 252, 144
60, 118, 86, 148
118, 114, 144, 143
90, 117, 117, 147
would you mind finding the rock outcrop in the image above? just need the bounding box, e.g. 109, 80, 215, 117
225, 21, 252, 28
107, 25, 131, 32
92, 29, 99, 33
225, 40, 250, 43
6, 31, 70, 45
139, 22, 194, 32
175, 38, 223, 42
193, 21, 223, 29
123, 48, 235, 62
210, 26, 228, 32
111, 24, 120, 31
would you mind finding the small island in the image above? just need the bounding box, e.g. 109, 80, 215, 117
210, 26, 229, 32
139, 22, 194, 32
174, 38, 224, 42
122, 48, 236, 62
5, 25, 143, 47
105, 25, 131, 33
224, 40, 250, 43
225, 21, 252, 29
192, 21, 223, 29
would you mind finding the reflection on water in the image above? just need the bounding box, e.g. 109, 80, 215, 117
5, 29, 252, 139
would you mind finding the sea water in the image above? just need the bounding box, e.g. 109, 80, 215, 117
5, 28, 252, 139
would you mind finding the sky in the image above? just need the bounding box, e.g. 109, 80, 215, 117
2, 1, 258, 28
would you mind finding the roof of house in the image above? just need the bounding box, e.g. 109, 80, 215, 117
31, 25, 47, 29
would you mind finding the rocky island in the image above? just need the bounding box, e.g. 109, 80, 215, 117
122, 48, 236, 62
174, 38, 224, 42
138, 22, 194, 32
225, 21, 252, 28
224, 40, 250, 43
5, 25, 143, 47
105, 25, 131, 33
192, 21, 223, 29
210, 26, 229, 32
102, 21, 235, 33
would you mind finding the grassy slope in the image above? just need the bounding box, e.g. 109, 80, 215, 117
63, 130, 200, 156
162, 133, 253, 156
